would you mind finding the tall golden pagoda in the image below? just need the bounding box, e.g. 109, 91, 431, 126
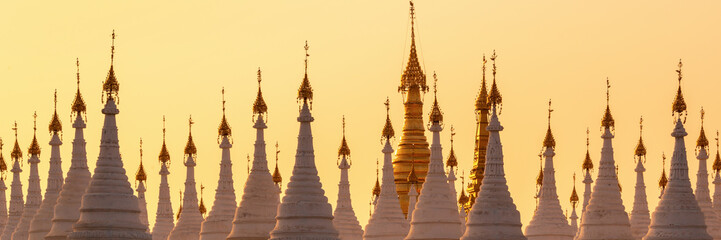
466, 55, 490, 212
394, 1, 431, 216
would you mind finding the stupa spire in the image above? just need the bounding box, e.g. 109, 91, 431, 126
269, 42, 339, 240
659, 154, 668, 197
253, 68, 268, 120
630, 117, 651, 239
168, 116, 204, 240
372, 159, 381, 205
645, 59, 712, 240
461, 52, 526, 240
152, 116, 175, 240
273, 142, 282, 189
68, 32, 151, 240
691, 108, 721, 238
12, 112, 44, 240
200, 88, 238, 240
525, 100, 575, 240
713, 131, 721, 218
576, 78, 633, 240
570, 174, 580, 234
199, 185, 206, 218
1, 123, 23, 240
135, 139, 150, 233
29, 91, 67, 240
364, 98, 410, 240
467, 55, 491, 213
581, 128, 594, 218
46, 66, 92, 240
0, 139, 7, 235
394, 1, 431, 215
332, 117, 364, 240
407, 72, 463, 240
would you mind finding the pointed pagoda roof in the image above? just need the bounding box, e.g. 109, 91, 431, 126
49, 90, 62, 134
570, 174, 579, 208
382, 98, 395, 141
136, 139, 147, 183
398, 1, 427, 93
536, 157, 543, 187
543, 99, 555, 148
297, 42, 313, 104
475, 55, 489, 111
103, 31, 119, 102
635, 116, 647, 160
338, 117, 351, 158
408, 158, 419, 184
672, 60, 687, 116
11, 123, 22, 161
218, 88, 232, 137
429, 72, 443, 123
714, 131, 721, 173
28, 112, 41, 156
582, 128, 594, 170
372, 158, 381, 198
253, 68, 268, 117
185, 116, 197, 156
159, 116, 170, 164
0, 138, 6, 174
272, 142, 282, 186
71, 58, 87, 116
601, 78, 615, 129
199, 184, 206, 216
487, 51, 502, 109
697, 108, 709, 148
446, 127, 457, 168
659, 154, 668, 190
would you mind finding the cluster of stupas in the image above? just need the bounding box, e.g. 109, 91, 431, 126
3, 2, 721, 240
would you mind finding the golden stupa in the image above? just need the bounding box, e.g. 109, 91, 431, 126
466, 55, 491, 212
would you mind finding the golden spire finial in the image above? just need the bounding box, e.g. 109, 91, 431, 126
698, 107, 709, 147
102, 30, 119, 102
111, 30, 115, 65
0, 138, 6, 177
338, 116, 351, 159
635, 116, 647, 160
159, 116, 170, 164
382, 97, 395, 141
407, 145, 419, 184
672, 59, 687, 118
49, 89, 62, 134
458, 173, 468, 205
136, 138, 147, 184
429, 72, 444, 123
11, 122, 22, 161
71, 58, 87, 117
253, 68, 268, 119
446, 125, 458, 168
601, 78, 615, 129
199, 184, 206, 217
372, 158, 380, 198
273, 141, 282, 186
218, 87, 232, 137
398, 0, 428, 94
582, 127, 593, 171
536, 154, 543, 187
714, 130, 721, 173
184, 116, 197, 156
487, 50, 502, 110
659, 153, 668, 190
570, 173, 579, 208
28, 111, 41, 156
543, 99, 556, 148
476, 54, 489, 111
297, 41, 314, 106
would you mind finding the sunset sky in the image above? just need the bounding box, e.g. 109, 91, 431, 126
1, 0, 721, 230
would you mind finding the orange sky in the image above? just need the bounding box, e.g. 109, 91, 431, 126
1, 0, 720, 230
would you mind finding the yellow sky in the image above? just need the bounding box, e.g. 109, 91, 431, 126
1, 0, 721, 231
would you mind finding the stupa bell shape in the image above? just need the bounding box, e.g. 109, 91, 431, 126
1, 132, 23, 240
394, 2, 431, 216
406, 77, 462, 240
0, 140, 9, 233
46, 70, 91, 240
269, 42, 340, 240
629, 120, 650, 240
200, 89, 237, 240
136, 142, 150, 232
524, 105, 575, 240
576, 80, 633, 240
713, 138, 721, 218
167, 117, 204, 240
152, 120, 174, 240
693, 117, 721, 239
644, 61, 712, 240
363, 99, 411, 240
331, 118, 364, 240
68, 34, 152, 240
461, 53, 527, 240
29, 92, 65, 240
13, 113, 45, 240
227, 69, 280, 240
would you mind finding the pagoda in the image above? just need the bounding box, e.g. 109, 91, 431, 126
1, 123, 24, 240
28, 91, 65, 240
268, 42, 339, 240
363, 98, 410, 240
659, 155, 668, 198
151, 117, 175, 240
629, 117, 651, 239
136, 139, 149, 232
524, 100, 575, 240
460, 52, 526, 240
569, 175, 579, 235
167, 117, 204, 240
68, 31, 151, 240
12, 112, 44, 240
332, 117, 364, 240
46, 62, 91, 240
0, 139, 8, 234
446, 127, 465, 234
394, 1, 431, 216
644, 60, 712, 240
466, 55, 490, 212
694, 109, 721, 238
580, 129, 593, 219
713, 133, 721, 217
199, 88, 238, 240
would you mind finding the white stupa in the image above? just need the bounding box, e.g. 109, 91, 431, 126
524, 101, 575, 240
28, 92, 65, 240
407, 181, 418, 223
12, 112, 45, 240
332, 117, 364, 240
576, 79, 633, 240
136, 140, 150, 232
1, 125, 23, 240
45, 69, 91, 240
167, 117, 204, 240
461, 52, 527, 240
68, 32, 151, 240
569, 175, 580, 235
693, 111, 721, 239
644, 60, 712, 240
268, 42, 340, 240
199, 89, 237, 240
151, 117, 174, 240
446, 127, 466, 235
0, 139, 9, 233
406, 75, 462, 240
713, 138, 721, 218
580, 128, 594, 222
363, 98, 410, 240
629, 118, 651, 239
227, 69, 280, 240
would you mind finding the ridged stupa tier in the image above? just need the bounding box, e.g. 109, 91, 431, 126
1, 130, 23, 240
68, 34, 152, 240
332, 118, 364, 240
46, 72, 90, 240
13, 113, 45, 240
576, 80, 633, 240
406, 76, 462, 240
693, 113, 721, 239
713, 140, 721, 218
0, 140, 8, 233
629, 119, 650, 240
461, 53, 527, 240
467, 56, 490, 212
136, 142, 150, 232
644, 61, 712, 240
363, 99, 410, 240
269, 42, 339, 240
227, 70, 280, 240
200, 89, 237, 240
524, 103, 575, 240
152, 120, 174, 240
168, 118, 203, 240
29, 92, 65, 240
394, 2, 431, 216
